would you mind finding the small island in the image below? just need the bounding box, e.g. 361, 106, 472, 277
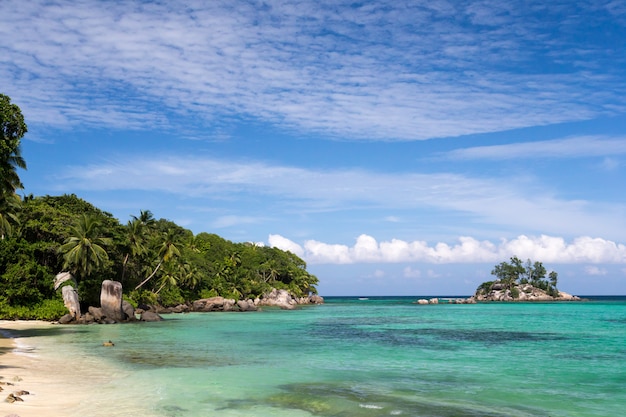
471, 256, 580, 302
414, 257, 580, 305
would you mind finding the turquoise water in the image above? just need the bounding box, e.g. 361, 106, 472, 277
10, 297, 626, 416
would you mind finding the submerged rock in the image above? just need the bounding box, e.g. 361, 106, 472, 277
140, 311, 164, 322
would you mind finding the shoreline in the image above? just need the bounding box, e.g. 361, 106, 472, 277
0, 320, 92, 417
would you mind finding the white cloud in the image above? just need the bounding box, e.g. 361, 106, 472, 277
211, 215, 260, 228
2, 0, 624, 141
585, 266, 608, 276
403, 266, 422, 278
269, 234, 626, 265
601, 157, 621, 171
50, 154, 626, 240
267, 234, 304, 257
373, 269, 386, 278
426, 269, 441, 278
439, 136, 626, 161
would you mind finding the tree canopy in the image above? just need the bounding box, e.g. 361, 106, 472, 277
1, 194, 319, 318
0, 94, 28, 239
477, 256, 559, 298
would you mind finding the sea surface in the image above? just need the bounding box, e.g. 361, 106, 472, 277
7, 296, 626, 416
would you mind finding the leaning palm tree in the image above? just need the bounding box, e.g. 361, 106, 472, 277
59, 214, 112, 280
135, 228, 181, 290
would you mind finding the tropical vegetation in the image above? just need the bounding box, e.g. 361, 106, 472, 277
0, 94, 319, 319
476, 256, 559, 299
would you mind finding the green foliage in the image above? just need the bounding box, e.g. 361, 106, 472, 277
0, 298, 67, 320
0, 94, 28, 196
59, 214, 112, 280
0, 94, 28, 240
198, 288, 219, 299
486, 256, 559, 296
0, 193, 320, 318
510, 287, 520, 299
126, 289, 158, 307
476, 280, 494, 295
157, 285, 185, 306
0, 237, 56, 306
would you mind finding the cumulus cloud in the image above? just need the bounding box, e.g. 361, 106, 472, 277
269, 234, 626, 265
268, 234, 304, 257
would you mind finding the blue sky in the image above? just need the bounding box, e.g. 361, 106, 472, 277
2, 0, 625, 296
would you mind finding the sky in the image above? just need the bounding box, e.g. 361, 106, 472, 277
1, 0, 625, 296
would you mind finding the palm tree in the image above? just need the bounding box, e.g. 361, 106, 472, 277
0, 94, 27, 239
0, 192, 20, 240
121, 218, 148, 282
154, 262, 180, 295
0, 144, 26, 196
132, 209, 156, 227
135, 229, 181, 290
0, 94, 28, 197
59, 214, 112, 280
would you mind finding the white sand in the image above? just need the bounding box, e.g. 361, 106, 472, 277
0, 321, 93, 417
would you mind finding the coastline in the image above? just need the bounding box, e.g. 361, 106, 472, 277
0, 321, 92, 417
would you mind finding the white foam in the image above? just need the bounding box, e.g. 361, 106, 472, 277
359, 404, 383, 409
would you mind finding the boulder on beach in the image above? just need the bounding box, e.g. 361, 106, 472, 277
122, 300, 137, 321
100, 280, 125, 322
192, 296, 227, 312
258, 289, 297, 310
61, 285, 81, 319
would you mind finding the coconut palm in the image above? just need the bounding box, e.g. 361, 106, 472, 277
1, 94, 27, 195
132, 209, 156, 227
59, 214, 112, 280
154, 262, 179, 295
0, 145, 26, 196
0, 94, 27, 239
121, 217, 148, 282
0, 192, 20, 240
135, 228, 181, 290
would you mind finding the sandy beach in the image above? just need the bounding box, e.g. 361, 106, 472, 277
0, 321, 91, 417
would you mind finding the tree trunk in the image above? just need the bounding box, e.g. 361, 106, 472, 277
135, 261, 162, 290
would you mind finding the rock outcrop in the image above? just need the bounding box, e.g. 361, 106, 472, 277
140, 311, 164, 322
257, 289, 298, 310
193, 296, 228, 312
58, 281, 138, 324
190, 289, 323, 312
100, 280, 125, 322
61, 285, 81, 319
122, 300, 137, 321
472, 283, 580, 302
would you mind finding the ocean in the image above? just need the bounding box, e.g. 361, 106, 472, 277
8, 296, 626, 416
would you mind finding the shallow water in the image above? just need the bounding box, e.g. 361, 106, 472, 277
10, 297, 626, 416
